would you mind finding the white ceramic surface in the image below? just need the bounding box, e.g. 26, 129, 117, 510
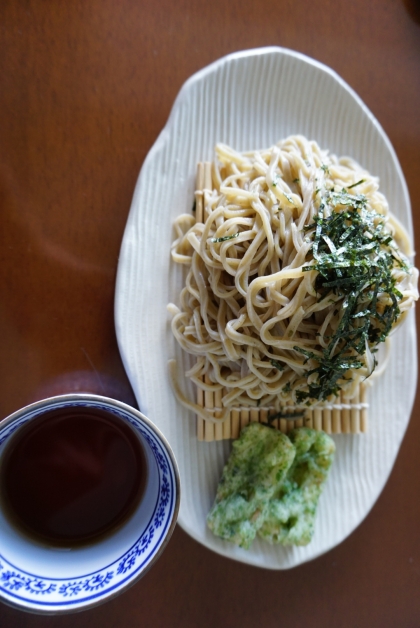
115, 47, 417, 569
0, 395, 180, 612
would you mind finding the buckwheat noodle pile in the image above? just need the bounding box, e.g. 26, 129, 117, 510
168, 136, 418, 425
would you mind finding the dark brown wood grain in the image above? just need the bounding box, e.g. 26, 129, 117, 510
0, 0, 419, 625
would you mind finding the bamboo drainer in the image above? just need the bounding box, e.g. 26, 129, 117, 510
194, 163, 368, 441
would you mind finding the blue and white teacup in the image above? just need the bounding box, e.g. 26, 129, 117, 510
0, 394, 180, 614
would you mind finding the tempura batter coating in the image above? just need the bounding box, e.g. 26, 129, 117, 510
206, 423, 295, 549
258, 428, 335, 545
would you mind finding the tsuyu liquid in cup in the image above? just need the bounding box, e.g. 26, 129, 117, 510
0, 406, 148, 548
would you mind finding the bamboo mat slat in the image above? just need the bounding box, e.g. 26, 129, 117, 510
196, 379, 368, 440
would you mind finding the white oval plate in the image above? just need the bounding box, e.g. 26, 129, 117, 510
115, 47, 417, 569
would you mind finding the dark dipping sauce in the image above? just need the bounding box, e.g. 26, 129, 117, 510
0, 407, 147, 548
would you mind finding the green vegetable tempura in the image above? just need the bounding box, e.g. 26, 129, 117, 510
206, 423, 295, 549
207, 424, 335, 549
259, 428, 335, 546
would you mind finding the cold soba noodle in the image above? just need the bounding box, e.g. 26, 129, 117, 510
168, 136, 418, 424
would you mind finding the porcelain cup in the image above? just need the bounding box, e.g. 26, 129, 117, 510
0, 394, 180, 614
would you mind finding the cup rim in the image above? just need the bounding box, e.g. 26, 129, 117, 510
0, 393, 181, 615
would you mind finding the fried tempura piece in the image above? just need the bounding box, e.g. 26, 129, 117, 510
258, 428, 335, 546
206, 423, 295, 549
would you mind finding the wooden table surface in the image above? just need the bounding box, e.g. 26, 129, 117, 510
1, 1, 420, 626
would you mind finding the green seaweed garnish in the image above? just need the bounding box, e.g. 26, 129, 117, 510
265, 410, 305, 424
347, 179, 366, 189
210, 232, 240, 243
270, 359, 285, 372
295, 189, 408, 402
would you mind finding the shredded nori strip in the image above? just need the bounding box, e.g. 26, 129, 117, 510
210, 232, 240, 243
270, 359, 285, 371
265, 410, 305, 425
